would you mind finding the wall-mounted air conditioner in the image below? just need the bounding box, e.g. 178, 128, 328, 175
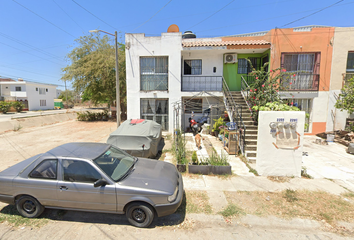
224, 54, 237, 63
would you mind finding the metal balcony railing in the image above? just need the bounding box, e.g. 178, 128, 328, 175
182, 76, 222, 92
281, 73, 319, 91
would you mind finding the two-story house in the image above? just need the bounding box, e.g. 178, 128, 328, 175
0, 78, 57, 111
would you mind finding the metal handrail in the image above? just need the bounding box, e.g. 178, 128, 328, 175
241, 76, 252, 114
222, 77, 246, 155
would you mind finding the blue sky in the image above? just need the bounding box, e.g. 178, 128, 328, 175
0, 0, 353, 90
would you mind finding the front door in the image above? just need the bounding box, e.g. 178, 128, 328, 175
56, 159, 116, 212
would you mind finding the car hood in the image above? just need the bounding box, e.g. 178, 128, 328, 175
0, 154, 42, 177
120, 158, 179, 194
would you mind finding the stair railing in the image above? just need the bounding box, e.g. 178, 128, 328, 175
222, 77, 246, 155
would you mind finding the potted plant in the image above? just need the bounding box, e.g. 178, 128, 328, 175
188, 150, 231, 175
212, 117, 225, 137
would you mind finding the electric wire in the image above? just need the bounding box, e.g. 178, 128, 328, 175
11, 0, 75, 38
0, 65, 59, 79
53, 0, 85, 32
72, 0, 117, 31
281, 0, 345, 27
130, 0, 173, 32
188, 0, 235, 30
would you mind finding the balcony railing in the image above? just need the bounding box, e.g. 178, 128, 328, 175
182, 76, 222, 92
281, 73, 319, 91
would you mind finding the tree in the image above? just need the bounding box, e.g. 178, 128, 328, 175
335, 77, 354, 114
61, 33, 126, 116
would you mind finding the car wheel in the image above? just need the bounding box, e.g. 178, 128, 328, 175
126, 203, 154, 228
16, 196, 44, 218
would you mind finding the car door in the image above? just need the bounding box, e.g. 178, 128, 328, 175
56, 158, 116, 212
14, 159, 60, 207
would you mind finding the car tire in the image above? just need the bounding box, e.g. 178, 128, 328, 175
16, 196, 44, 218
126, 202, 154, 228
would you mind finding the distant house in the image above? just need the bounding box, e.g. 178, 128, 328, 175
0, 78, 57, 111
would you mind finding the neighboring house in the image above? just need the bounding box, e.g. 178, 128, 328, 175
125, 25, 353, 134
0, 78, 57, 111
56, 89, 62, 98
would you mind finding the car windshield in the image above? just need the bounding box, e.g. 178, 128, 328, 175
93, 146, 136, 182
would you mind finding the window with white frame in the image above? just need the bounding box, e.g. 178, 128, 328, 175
39, 88, 46, 95
40, 100, 46, 106
184, 60, 202, 75
141, 99, 168, 130
15, 86, 21, 91
140, 57, 168, 91
346, 52, 354, 72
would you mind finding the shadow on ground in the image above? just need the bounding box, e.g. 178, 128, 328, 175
0, 193, 186, 228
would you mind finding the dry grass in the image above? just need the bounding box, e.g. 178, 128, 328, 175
224, 190, 354, 234
267, 176, 292, 183
182, 191, 212, 214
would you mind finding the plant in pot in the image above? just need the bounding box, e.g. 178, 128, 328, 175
212, 117, 225, 137
191, 151, 198, 165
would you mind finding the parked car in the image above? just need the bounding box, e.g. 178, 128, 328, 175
0, 142, 183, 228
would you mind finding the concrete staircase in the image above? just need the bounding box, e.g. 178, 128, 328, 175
229, 91, 258, 163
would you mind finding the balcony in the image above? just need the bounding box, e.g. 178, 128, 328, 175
10, 91, 27, 97
282, 73, 319, 91
182, 76, 222, 92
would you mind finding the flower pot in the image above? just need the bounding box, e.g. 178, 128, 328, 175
176, 164, 186, 173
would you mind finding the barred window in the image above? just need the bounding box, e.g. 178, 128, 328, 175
15, 86, 21, 91
140, 57, 168, 91
39, 88, 46, 95
40, 100, 46, 106
141, 99, 168, 130
184, 60, 202, 75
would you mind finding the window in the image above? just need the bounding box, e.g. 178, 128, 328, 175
140, 56, 168, 91
184, 60, 202, 75
346, 52, 354, 72
141, 99, 168, 130
281, 53, 320, 91
39, 88, 46, 95
15, 86, 21, 91
285, 98, 312, 132
46, 88, 48, 92
184, 99, 202, 113
29, 159, 57, 179
40, 100, 46, 106
238, 58, 259, 74
63, 160, 101, 183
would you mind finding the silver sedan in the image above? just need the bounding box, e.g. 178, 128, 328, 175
0, 142, 183, 228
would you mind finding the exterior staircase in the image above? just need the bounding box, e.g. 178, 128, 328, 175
229, 91, 258, 163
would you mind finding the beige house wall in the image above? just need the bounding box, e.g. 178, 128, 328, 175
327, 27, 354, 131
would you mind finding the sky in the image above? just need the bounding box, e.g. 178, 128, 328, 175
0, 0, 353, 90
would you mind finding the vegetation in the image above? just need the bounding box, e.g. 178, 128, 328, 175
12, 101, 24, 112
212, 117, 225, 133
191, 151, 197, 164
207, 150, 229, 166
61, 33, 126, 117
0, 205, 48, 227
219, 203, 245, 218
0, 101, 12, 113
173, 129, 188, 165
76, 110, 109, 121
335, 76, 354, 114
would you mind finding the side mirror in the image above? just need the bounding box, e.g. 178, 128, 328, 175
94, 178, 107, 188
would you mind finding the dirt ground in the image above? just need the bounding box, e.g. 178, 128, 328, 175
0, 120, 353, 239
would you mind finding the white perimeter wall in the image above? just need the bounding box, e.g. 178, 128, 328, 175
256, 111, 305, 177
125, 33, 183, 132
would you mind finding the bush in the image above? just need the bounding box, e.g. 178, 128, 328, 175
191, 151, 197, 164
76, 110, 109, 121
0, 101, 12, 113
207, 150, 229, 166
12, 101, 24, 112
173, 129, 187, 164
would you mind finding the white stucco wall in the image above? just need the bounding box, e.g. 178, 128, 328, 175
326, 27, 354, 130
26, 83, 56, 110
181, 50, 224, 76
125, 32, 183, 132
256, 111, 305, 177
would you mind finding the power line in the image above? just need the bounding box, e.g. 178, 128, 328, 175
188, 0, 235, 30
130, 0, 173, 32
0, 64, 59, 79
0, 73, 63, 86
12, 0, 75, 38
281, 0, 345, 27
52, 0, 85, 32
72, 0, 117, 30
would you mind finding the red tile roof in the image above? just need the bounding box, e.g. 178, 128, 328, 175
182, 40, 270, 47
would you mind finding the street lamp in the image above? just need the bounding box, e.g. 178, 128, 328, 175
89, 29, 120, 127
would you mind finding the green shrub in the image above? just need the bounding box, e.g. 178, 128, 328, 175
207, 150, 229, 166
0, 101, 12, 113
76, 110, 109, 121
191, 151, 197, 164
212, 117, 225, 133
12, 101, 24, 112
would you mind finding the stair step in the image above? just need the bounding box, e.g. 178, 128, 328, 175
246, 151, 257, 158
245, 131, 258, 135
245, 140, 257, 145
245, 135, 257, 140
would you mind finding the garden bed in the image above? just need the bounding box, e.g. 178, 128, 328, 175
188, 164, 231, 175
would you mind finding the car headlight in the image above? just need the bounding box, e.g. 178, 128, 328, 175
168, 186, 178, 202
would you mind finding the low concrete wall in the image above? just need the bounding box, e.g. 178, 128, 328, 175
0, 112, 77, 134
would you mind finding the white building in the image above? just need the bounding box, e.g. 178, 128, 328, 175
125, 27, 269, 132
0, 78, 57, 111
